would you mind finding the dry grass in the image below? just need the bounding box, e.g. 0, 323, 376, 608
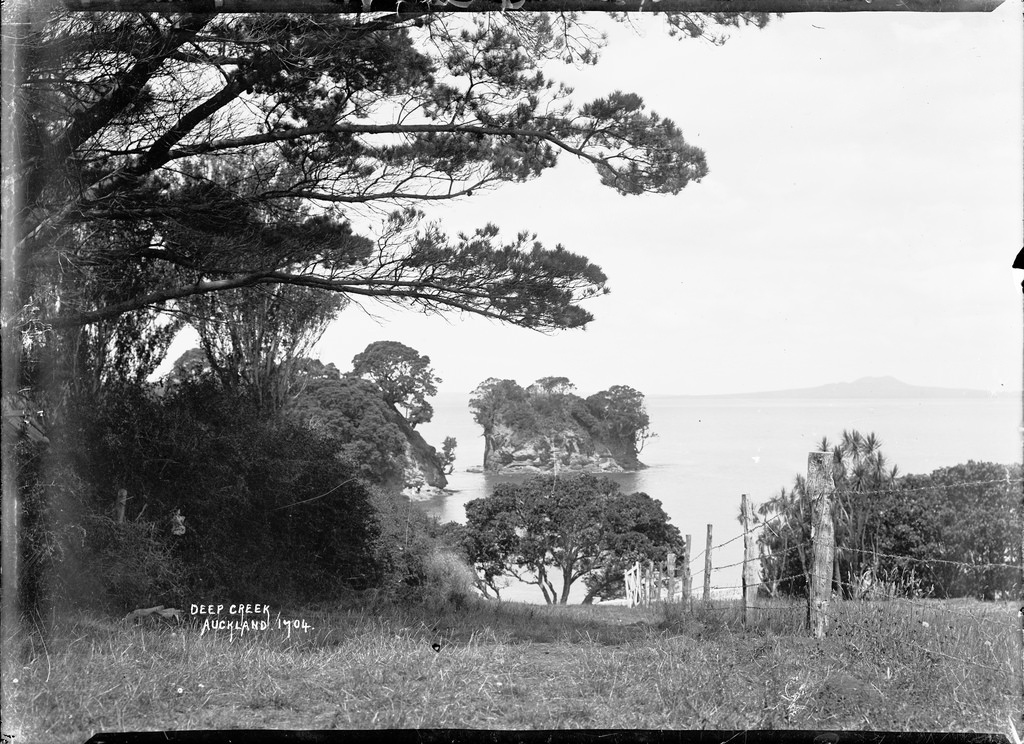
3, 596, 1018, 742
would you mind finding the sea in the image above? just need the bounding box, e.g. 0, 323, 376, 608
414, 393, 1022, 604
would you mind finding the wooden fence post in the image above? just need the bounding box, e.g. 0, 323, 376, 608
742, 494, 759, 625
1017, 605, 1023, 728
115, 488, 128, 523
807, 451, 836, 639
683, 534, 692, 609
703, 524, 713, 602
647, 559, 654, 608
666, 552, 676, 603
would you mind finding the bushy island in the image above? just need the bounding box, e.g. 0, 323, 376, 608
469, 376, 653, 473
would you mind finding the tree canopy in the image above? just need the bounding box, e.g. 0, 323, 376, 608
351, 340, 440, 426
5, 10, 776, 343
463, 473, 681, 603
874, 461, 1020, 600
289, 374, 408, 485
185, 283, 347, 410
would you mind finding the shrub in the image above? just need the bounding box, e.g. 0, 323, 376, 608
52, 381, 387, 608
419, 550, 478, 609
365, 487, 477, 608
82, 516, 186, 613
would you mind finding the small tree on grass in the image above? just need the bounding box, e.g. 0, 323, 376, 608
464, 473, 681, 604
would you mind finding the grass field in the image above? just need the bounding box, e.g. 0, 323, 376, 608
4, 595, 1019, 742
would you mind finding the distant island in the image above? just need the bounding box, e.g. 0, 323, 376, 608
469, 377, 652, 474
687, 376, 1014, 399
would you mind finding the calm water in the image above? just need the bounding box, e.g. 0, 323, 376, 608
416, 393, 1021, 603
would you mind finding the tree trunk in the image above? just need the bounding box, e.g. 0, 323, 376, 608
559, 562, 574, 604
537, 567, 554, 604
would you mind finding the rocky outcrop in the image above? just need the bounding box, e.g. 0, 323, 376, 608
482, 418, 641, 475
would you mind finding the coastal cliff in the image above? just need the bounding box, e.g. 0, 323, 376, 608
387, 405, 449, 497
482, 420, 630, 473
471, 377, 650, 474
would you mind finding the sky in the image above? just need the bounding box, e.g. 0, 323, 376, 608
165, 4, 1024, 397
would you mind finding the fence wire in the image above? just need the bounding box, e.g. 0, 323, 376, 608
841, 544, 1020, 573
686, 476, 1020, 578
627, 474, 1019, 638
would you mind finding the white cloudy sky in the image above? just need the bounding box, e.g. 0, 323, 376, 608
174, 5, 1024, 397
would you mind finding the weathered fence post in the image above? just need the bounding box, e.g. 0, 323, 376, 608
703, 524, 713, 602
666, 552, 676, 603
741, 494, 759, 625
115, 488, 128, 523
1017, 605, 1023, 730
647, 559, 654, 607
682, 534, 692, 609
807, 451, 836, 639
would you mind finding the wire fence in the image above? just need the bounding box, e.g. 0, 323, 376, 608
688, 472, 1019, 583
635, 472, 1020, 607
615, 469, 1021, 734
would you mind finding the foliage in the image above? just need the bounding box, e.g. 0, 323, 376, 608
581, 489, 684, 603
289, 375, 408, 486
18, 220, 183, 400
416, 550, 478, 611
16, 436, 92, 618
288, 345, 453, 489
756, 429, 1019, 600
165, 347, 211, 388
351, 340, 441, 426
5, 10, 775, 335
79, 516, 188, 614
584, 384, 654, 463
873, 462, 1020, 600
470, 378, 536, 435
183, 283, 347, 411
463, 473, 681, 604
366, 487, 476, 604
756, 430, 899, 599
7, 5, 776, 626
440, 436, 457, 475
51, 380, 389, 605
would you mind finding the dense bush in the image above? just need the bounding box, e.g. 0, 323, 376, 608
81, 516, 187, 613
289, 375, 407, 485
30, 381, 391, 609
366, 486, 472, 601
757, 442, 1020, 601
874, 461, 1020, 600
